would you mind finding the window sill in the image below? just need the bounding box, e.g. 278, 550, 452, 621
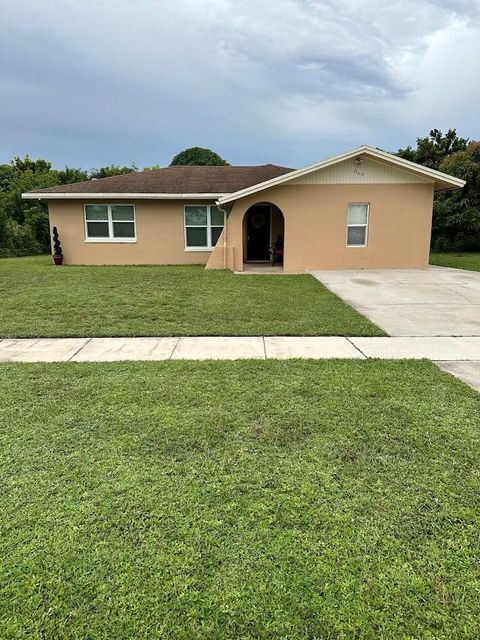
346, 245, 368, 248
85, 238, 137, 243
184, 247, 213, 252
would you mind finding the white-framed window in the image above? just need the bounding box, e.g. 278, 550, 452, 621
184, 205, 224, 251
84, 204, 136, 242
346, 203, 369, 247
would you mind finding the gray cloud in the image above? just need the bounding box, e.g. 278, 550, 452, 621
0, 0, 479, 169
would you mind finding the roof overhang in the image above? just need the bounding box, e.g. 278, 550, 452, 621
21, 192, 227, 200
217, 145, 466, 205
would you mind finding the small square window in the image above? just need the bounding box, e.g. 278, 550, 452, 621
185, 206, 208, 226
348, 204, 368, 225
87, 221, 109, 237
347, 226, 366, 246
113, 222, 135, 238
210, 206, 224, 226
85, 205, 108, 220
186, 227, 208, 247
111, 205, 135, 221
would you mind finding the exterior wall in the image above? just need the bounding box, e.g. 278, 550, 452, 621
48, 183, 435, 271
271, 206, 284, 243
220, 183, 435, 271
204, 227, 229, 270
48, 199, 214, 265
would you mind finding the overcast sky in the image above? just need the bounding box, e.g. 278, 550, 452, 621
1, 0, 479, 170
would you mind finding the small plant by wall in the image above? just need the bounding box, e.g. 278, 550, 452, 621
52, 226, 63, 265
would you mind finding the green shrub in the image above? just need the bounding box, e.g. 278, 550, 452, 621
0, 219, 42, 257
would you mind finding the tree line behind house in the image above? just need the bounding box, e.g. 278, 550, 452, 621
396, 129, 480, 252
0, 134, 478, 257
0, 147, 227, 257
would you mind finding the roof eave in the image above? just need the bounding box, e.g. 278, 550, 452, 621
434, 183, 465, 193
21, 192, 228, 200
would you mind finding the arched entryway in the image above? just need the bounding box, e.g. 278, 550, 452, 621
243, 203, 285, 268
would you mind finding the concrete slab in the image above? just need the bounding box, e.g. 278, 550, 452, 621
351, 337, 480, 360
352, 304, 480, 337
328, 283, 470, 306
435, 361, 480, 391
171, 337, 265, 360
313, 266, 480, 285
264, 337, 364, 359
71, 337, 178, 362
0, 338, 89, 362
450, 285, 480, 304
311, 267, 480, 336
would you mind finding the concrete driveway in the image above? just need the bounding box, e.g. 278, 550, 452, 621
311, 266, 480, 337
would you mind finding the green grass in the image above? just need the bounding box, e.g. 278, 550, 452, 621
1, 359, 479, 639
0, 256, 382, 338
430, 252, 480, 272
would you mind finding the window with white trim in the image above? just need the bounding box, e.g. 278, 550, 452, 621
347, 203, 368, 247
84, 205, 136, 240
184, 205, 224, 250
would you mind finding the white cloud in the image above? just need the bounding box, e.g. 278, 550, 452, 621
0, 0, 478, 167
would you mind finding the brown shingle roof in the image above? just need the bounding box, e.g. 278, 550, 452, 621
29, 164, 295, 195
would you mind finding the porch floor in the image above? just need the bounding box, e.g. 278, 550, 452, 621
236, 263, 289, 274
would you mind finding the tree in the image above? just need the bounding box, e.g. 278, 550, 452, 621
0, 164, 17, 191
58, 167, 89, 184
169, 147, 229, 166
432, 142, 480, 251
89, 164, 137, 179
0, 156, 144, 257
397, 129, 468, 170
0, 163, 60, 227
0, 160, 60, 256
11, 155, 52, 173
0, 156, 91, 257
397, 131, 480, 251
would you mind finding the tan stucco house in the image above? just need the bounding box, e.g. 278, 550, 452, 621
23, 145, 465, 272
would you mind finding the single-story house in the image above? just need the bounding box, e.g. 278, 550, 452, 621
22, 145, 465, 271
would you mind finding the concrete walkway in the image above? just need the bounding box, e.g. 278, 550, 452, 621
1, 336, 479, 390
0, 336, 479, 360
311, 266, 480, 336
435, 361, 480, 392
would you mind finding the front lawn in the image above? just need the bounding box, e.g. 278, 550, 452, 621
430, 252, 480, 272
0, 256, 382, 337
1, 360, 479, 638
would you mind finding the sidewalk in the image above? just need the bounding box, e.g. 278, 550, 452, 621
1, 335, 480, 361
1, 336, 479, 390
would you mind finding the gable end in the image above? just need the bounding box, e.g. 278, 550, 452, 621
289, 157, 433, 186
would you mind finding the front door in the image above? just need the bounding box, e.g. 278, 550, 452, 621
246, 206, 270, 261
